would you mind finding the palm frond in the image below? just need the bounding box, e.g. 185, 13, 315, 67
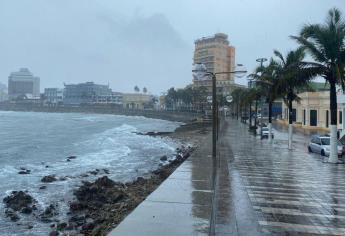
273, 50, 285, 65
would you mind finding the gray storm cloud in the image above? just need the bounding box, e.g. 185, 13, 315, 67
0, 0, 343, 94
0, 1, 192, 94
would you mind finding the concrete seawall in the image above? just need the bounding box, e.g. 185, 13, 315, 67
0, 104, 202, 123
108, 130, 213, 236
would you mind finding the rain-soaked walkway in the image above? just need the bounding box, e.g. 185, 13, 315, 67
109, 129, 214, 236
214, 118, 345, 235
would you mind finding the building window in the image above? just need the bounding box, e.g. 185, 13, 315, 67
340, 111, 343, 125
303, 109, 306, 125
292, 109, 297, 122
310, 110, 317, 127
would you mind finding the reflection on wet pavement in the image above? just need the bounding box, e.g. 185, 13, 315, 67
217, 119, 345, 235
109, 130, 214, 236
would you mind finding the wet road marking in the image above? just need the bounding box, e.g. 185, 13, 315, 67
254, 206, 345, 219
259, 221, 345, 235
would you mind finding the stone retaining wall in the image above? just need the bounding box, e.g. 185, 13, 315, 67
0, 104, 201, 122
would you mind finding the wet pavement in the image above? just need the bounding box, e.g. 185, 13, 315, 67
108, 131, 214, 236
109, 118, 345, 236
214, 118, 345, 235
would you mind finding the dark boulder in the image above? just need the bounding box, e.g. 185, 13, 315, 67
57, 222, 67, 231
49, 230, 59, 236
82, 221, 95, 231
40, 204, 58, 222
65, 222, 77, 231
136, 177, 145, 183
5, 209, 20, 222
183, 152, 190, 159
73, 176, 126, 208
69, 215, 86, 226
89, 170, 98, 175
41, 175, 57, 183
21, 206, 33, 214
69, 202, 85, 212
160, 155, 168, 161
94, 176, 115, 187
3, 191, 35, 211
18, 169, 31, 174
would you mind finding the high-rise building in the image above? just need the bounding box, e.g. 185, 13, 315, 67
193, 33, 241, 96
8, 68, 40, 100
193, 33, 235, 82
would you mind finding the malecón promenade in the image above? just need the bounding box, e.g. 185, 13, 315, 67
110, 118, 345, 235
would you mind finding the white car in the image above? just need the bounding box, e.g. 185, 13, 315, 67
260, 126, 274, 139
308, 135, 343, 156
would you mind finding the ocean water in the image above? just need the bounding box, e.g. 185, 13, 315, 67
0, 111, 182, 235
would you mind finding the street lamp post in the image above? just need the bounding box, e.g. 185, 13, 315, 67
255, 58, 268, 129
192, 64, 247, 159
253, 79, 274, 142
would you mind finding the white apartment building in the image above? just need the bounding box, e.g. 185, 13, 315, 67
8, 68, 40, 100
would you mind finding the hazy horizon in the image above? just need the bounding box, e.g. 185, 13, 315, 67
0, 0, 344, 95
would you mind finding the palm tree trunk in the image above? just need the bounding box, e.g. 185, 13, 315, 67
249, 101, 252, 127
288, 98, 293, 150
268, 101, 273, 142
329, 81, 338, 163
236, 103, 239, 120
254, 99, 258, 128
243, 104, 247, 123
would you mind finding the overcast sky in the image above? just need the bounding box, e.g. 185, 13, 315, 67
0, 0, 344, 94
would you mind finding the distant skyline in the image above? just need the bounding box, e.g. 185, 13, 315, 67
0, 0, 344, 94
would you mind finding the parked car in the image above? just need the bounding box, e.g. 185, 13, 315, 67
260, 126, 274, 139
308, 135, 343, 156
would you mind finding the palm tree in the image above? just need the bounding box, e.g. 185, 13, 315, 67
274, 48, 312, 149
291, 8, 345, 162
165, 87, 177, 110
240, 88, 260, 125
250, 59, 280, 141
191, 86, 207, 112
134, 85, 140, 93
231, 88, 246, 120
143, 87, 148, 94
252, 87, 262, 128
241, 87, 258, 128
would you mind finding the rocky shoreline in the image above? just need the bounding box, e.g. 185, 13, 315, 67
2, 120, 210, 236
63, 145, 194, 236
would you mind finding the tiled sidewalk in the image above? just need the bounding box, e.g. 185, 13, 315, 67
216, 119, 345, 236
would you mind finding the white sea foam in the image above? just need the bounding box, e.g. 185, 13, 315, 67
0, 165, 18, 177
72, 116, 101, 122
0, 112, 182, 236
